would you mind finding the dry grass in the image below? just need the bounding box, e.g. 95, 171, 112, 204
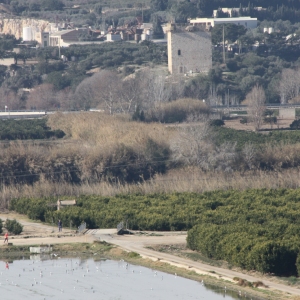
47, 112, 173, 147
143, 98, 210, 123
1, 168, 300, 209
1, 112, 300, 208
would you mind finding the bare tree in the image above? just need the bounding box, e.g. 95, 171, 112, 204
242, 142, 257, 170
26, 84, 58, 110
73, 77, 97, 110
205, 141, 237, 172
246, 84, 266, 131
171, 121, 213, 167
73, 70, 122, 114
119, 75, 142, 113
168, 74, 185, 101
0, 87, 21, 110
171, 121, 237, 171
56, 87, 74, 111
279, 68, 300, 104
92, 71, 122, 114
139, 69, 171, 110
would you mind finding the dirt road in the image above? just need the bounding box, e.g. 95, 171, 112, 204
1, 213, 300, 298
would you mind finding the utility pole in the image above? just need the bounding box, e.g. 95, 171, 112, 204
222, 25, 226, 64
227, 89, 230, 107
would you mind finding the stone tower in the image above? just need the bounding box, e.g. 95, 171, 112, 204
167, 24, 212, 75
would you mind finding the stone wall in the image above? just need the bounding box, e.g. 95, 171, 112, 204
167, 26, 212, 75
279, 108, 296, 119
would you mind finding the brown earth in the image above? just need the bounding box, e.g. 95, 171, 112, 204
224, 117, 294, 131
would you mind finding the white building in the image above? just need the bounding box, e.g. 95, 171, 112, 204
49, 28, 88, 47
213, 7, 265, 18
189, 17, 257, 29
213, 8, 240, 17
106, 33, 122, 41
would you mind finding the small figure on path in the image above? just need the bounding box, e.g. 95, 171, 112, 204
3, 232, 8, 243
58, 220, 62, 232
5, 262, 9, 269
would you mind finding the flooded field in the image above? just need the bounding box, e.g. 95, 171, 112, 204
0, 257, 261, 300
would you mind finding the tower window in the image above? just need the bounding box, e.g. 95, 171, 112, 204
178, 49, 181, 55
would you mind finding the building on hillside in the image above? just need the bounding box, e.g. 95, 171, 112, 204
213, 7, 265, 18
213, 7, 240, 17
35, 31, 49, 47
167, 23, 212, 75
189, 17, 257, 29
106, 33, 122, 41
49, 28, 88, 47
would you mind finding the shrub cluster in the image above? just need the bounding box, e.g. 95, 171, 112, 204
290, 119, 300, 129
187, 189, 300, 276
214, 127, 300, 150
4, 219, 23, 235
9, 188, 300, 276
141, 99, 210, 123
0, 118, 65, 140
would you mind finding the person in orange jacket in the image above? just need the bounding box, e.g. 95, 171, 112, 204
3, 232, 8, 243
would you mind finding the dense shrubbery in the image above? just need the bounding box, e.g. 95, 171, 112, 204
0, 118, 65, 140
214, 127, 300, 150
290, 119, 300, 129
187, 189, 300, 276
210, 119, 225, 127
9, 188, 300, 275
4, 219, 23, 235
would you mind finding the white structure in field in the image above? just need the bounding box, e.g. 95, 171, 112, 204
189, 17, 257, 29
22, 27, 33, 41
167, 24, 212, 75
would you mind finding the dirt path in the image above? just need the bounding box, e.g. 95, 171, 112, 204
93, 231, 300, 297
1, 213, 300, 298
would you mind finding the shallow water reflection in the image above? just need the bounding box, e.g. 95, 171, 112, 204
1, 258, 263, 300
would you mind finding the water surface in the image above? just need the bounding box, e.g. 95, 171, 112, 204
0, 258, 261, 300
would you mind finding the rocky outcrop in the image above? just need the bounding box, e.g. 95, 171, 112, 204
0, 18, 50, 39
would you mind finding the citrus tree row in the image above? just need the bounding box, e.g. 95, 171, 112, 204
9, 188, 300, 276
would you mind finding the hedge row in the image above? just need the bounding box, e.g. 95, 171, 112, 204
214, 127, 300, 150
9, 189, 300, 276
0, 118, 65, 140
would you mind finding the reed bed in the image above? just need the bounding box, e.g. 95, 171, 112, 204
1, 168, 300, 209
1, 112, 300, 208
